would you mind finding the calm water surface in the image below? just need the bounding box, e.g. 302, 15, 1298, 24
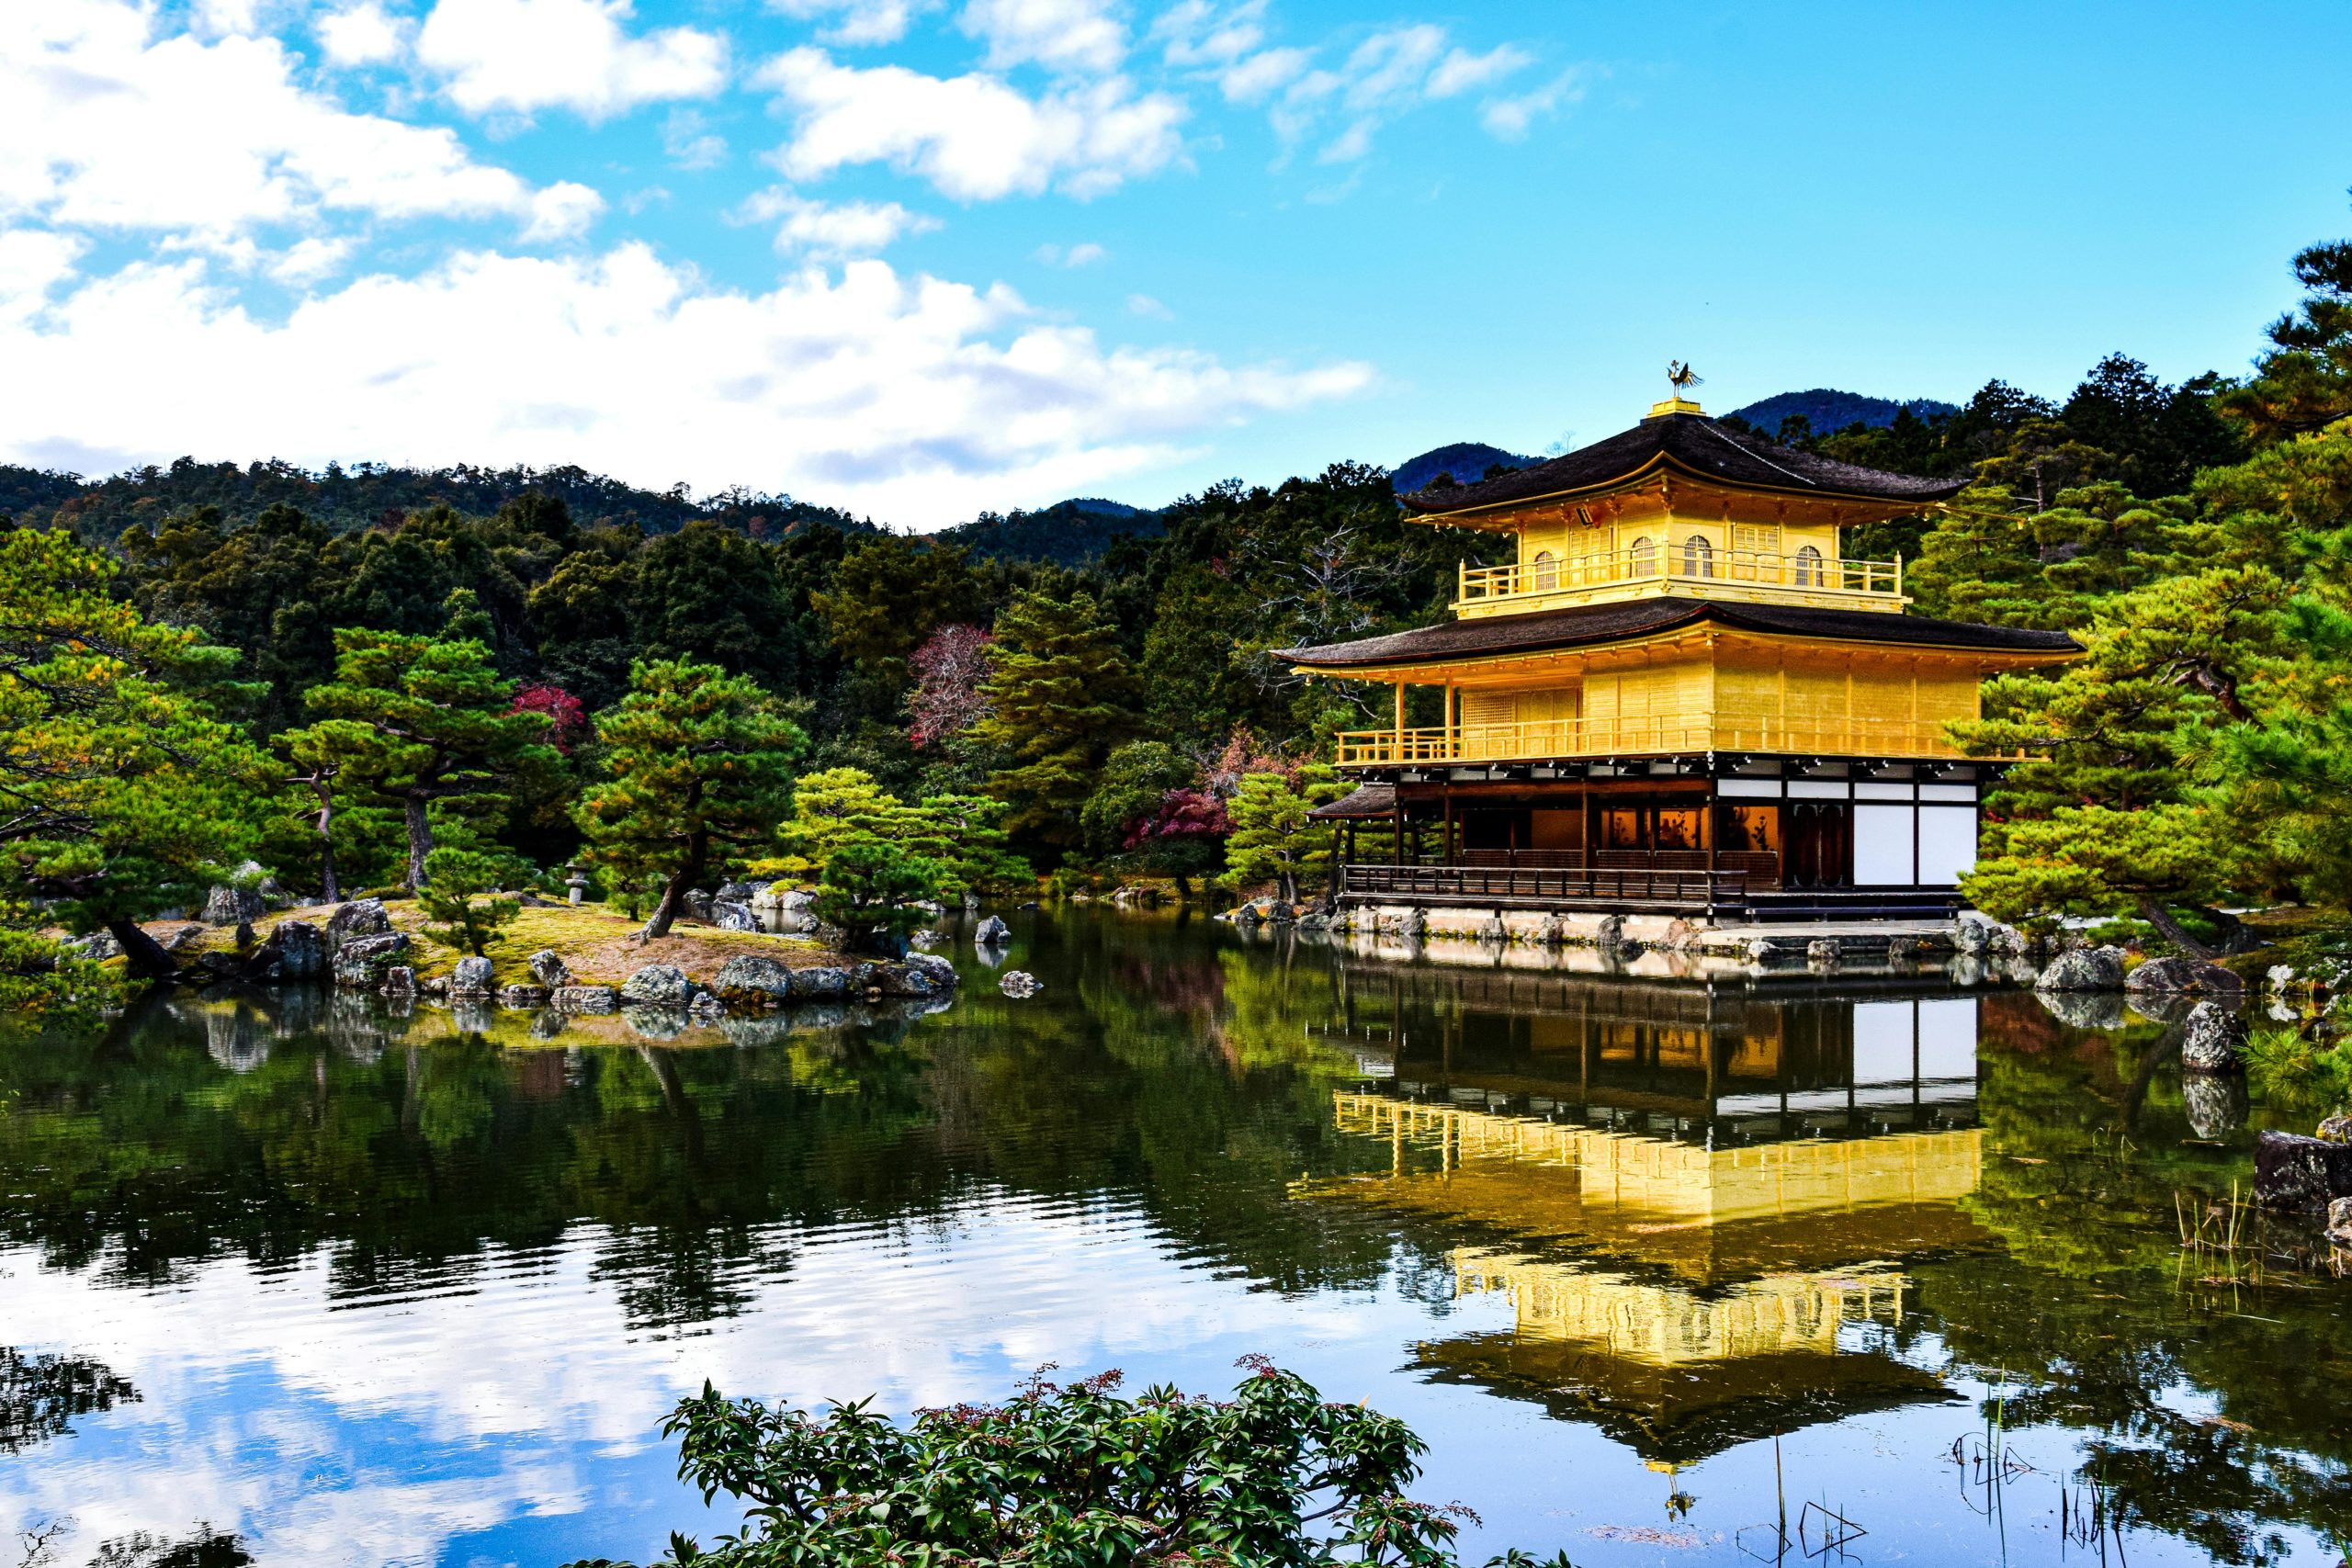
3, 909, 2347, 1567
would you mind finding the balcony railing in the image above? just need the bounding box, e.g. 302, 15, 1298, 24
1455, 546, 1903, 614
1334, 712, 1965, 765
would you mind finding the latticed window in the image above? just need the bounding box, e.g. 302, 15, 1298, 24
1682, 535, 1715, 578
1627, 536, 1657, 577
1532, 549, 1558, 591
1794, 544, 1825, 586
1732, 524, 1781, 554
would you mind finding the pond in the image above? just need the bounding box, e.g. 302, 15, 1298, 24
2, 908, 2347, 1568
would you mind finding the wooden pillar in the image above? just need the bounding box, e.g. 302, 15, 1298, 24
1392, 797, 1404, 867
1442, 791, 1454, 867
1394, 680, 1407, 743
1704, 776, 1718, 921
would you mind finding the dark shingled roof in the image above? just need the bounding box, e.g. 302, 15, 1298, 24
1280, 598, 2078, 670
1401, 411, 1966, 514
1308, 783, 1396, 819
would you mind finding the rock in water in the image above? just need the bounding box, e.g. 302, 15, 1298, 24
497, 984, 548, 1009
1000, 970, 1043, 998
528, 949, 571, 988
201, 885, 266, 926
381, 964, 415, 998
2179, 999, 2249, 1073
714, 954, 796, 1006
793, 966, 850, 998
2127, 956, 2246, 997
975, 914, 1012, 945
550, 985, 619, 1013
2256, 1130, 2352, 1209
712, 901, 759, 931
324, 898, 389, 956
2328, 1196, 2352, 1246
451, 955, 494, 996
620, 964, 695, 1006
2036, 946, 2127, 993
333, 931, 410, 988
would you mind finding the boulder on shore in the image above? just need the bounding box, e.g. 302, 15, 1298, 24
241, 919, 324, 983
2254, 1129, 2352, 1210
2127, 956, 2246, 997
528, 949, 571, 988
2328, 1196, 2352, 1247
202, 885, 266, 926
712, 900, 759, 931
497, 983, 548, 1009
550, 985, 619, 1013
324, 898, 389, 956
2179, 999, 2249, 1074
450, 955, 494, 996
714, 954, 797, 1006
333, 931, 410, 988
793, 966, 851, 998
619, 964, 697, 1007
2036, 946, 2127, 993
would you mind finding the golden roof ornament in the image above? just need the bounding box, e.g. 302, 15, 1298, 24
1649, 359, 1705, 419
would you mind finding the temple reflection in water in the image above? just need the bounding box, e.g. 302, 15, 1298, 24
1300, 965, 1990, 1464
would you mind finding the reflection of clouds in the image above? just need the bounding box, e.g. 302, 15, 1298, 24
0, 1190, 1454, 1568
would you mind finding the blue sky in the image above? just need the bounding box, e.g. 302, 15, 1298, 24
4, 0, 2349, 527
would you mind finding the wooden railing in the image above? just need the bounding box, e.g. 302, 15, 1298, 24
1343, 863, 1750, 910
1455, 546, 1902, 611
1333, 713, 1963, 765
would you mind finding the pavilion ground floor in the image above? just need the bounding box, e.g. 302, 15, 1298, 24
1317, 753, 1987, 922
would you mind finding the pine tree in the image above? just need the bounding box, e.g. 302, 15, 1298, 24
1221, 764, 1346, 904
576, 659, 807, 940
300, 630, 560, 888
416, 847, 523, 956
0, 529, 277, 983
973, 591, 1139, 854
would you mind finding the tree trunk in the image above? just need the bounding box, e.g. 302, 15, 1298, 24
2137, 896, 2216, 960
316, 784, 339, 904
404, 795, 433, 890
107, 919, 176, 983
1278, 867, 1298, 904
639, 835, 707, 942
1173, 870, 1192, 898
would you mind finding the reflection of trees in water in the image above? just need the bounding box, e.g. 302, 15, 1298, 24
85, 1527, 252, 1568
0, 1347, 138, 1453
1918, 989, 2352, 1564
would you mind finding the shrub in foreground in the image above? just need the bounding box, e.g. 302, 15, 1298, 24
572, 1359, 1574, 1567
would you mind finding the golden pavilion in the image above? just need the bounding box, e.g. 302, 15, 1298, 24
1281, 396, 2079, 919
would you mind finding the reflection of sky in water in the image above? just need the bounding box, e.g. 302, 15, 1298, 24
6, 925, 2350, 1568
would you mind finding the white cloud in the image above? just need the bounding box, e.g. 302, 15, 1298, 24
1265, 24, 1534, 164
1216, 44, 1306, 103
416, 0, 728, 119
1153, 0, 1261, 67
736, 188, 940, 255
957, 0, 1124, 75
755, 48, 1185, 201
1426, 43, 1531, 100
269, 234, 359, 284
0, 0, 599, 240
316, 2, 411, 65
662, 107, 729, 169
1035, 240, 1106, 266
768, 0, 936, 48
1125, 290, 1170, 319
0, 243, 1370, 527
1481, 69, 1584, 141
0, 229, 88, 328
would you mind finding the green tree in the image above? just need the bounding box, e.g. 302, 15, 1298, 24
416, 846, 524, 956
974, 590, 1140, 854
2217, 209, 2352, 445
594, 1362, 1539, 1568
811, 838, 941, 954
0, 529, 277, 983
763, 769, 1029, 901
1222, 764, 1346, 904
577, 659, 807, 940
301, 630, 560, 888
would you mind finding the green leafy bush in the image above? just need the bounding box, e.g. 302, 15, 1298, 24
814, 838, 942, 953
572, 1359, 1572, 1568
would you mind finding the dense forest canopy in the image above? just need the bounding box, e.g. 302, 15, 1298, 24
4, 204, 2352, 996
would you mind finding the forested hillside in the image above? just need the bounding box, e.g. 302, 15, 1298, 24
3, 209, 2348, 998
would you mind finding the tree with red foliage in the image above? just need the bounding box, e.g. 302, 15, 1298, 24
512, 683, 588, 752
